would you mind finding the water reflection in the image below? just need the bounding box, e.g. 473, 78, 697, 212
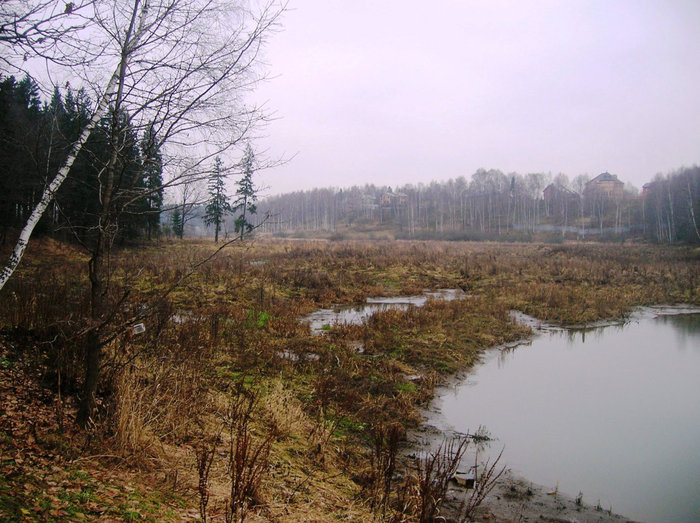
435, 311, 700, 523
657, 313, 700, 351
496, 341, 530, 367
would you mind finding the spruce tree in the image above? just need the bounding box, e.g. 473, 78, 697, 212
171, 209, 183, 238
141, 124, 164, 240
204, 156, 231, 242
233, 143, 258, 240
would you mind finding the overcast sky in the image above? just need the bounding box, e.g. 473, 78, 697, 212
253, 0, 700, 196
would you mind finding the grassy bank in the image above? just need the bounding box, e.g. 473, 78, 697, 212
1, 239, 698, 521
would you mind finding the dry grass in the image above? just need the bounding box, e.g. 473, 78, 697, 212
1, 238, 698, 521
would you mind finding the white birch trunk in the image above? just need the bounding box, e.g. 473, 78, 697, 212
0, 72, 120, 292
687, 178, 700, 242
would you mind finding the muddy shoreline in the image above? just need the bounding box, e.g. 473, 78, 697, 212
405, 415, 636, 522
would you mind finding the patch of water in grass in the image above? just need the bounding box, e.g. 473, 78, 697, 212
302, 288, 466, 333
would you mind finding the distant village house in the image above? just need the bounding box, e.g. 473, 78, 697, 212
641, 181, 658, 197
584, 172, 625, 199
380, 192, 408, 207
543, 183, 580, 203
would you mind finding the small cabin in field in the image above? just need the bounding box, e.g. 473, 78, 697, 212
584, 172, 625, 199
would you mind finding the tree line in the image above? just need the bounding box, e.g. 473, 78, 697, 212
0, 74, 164, 245
0, 70, 261, 247
642, 167, 700, 243
256, 167, 700, 243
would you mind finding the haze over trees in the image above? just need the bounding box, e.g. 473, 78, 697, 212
642, 167, 700, 243
256, 167, 700, 244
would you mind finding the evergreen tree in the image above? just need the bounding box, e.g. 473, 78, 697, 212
110, 110, 147, 240
233, 143, 258, 240
0, 75, 44, 238
54, 87, 103, 239
204, 156, 231, 242
171, 208, 183, 238
140, 123, 164, 240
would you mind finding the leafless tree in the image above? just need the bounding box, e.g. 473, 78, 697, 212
685, 171, 700, 241
81, 0, 283, 425
173, 178, 206, 238
0, 0, 97, 72
1, 0, 284, 292
0, 0, 284, 425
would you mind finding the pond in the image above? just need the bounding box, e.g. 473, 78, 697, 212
301, 288, 465, 333
431, 308, 700, 523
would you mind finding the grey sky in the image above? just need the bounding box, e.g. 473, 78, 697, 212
254, 1, 700, 195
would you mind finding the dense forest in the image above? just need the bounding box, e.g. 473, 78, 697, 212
255, 167, 700, 243
0, 74, 164, 245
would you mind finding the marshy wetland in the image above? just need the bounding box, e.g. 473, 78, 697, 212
1, 239, 699, 521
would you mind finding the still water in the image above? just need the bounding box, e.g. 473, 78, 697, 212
302, 289, 464, 333
433, 310, 700, 523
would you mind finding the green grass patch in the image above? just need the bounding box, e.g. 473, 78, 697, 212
395, 381, 416, 393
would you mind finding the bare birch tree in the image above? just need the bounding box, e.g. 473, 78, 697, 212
0, 0, 283, 291
82, 0, 283, 425
172, 178, 205, 238
0, 0, 97, 71
2, 0, 284, 424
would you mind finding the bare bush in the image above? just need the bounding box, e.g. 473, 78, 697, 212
195, 438, 218, 522
410, 436, 470, 522
392, 433, 506, 523
364, 421, 404, 516
457, 447, 507, 522
224, 385, 276, 523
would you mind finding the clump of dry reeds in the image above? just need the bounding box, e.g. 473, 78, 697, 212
364, 421, 404, 516
223, 385, 276, 523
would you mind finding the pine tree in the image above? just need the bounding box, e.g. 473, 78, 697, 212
204, 156, 231, 242
233, 143, 258, 240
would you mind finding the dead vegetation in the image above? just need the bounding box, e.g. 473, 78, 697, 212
0, 238, 698, 520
